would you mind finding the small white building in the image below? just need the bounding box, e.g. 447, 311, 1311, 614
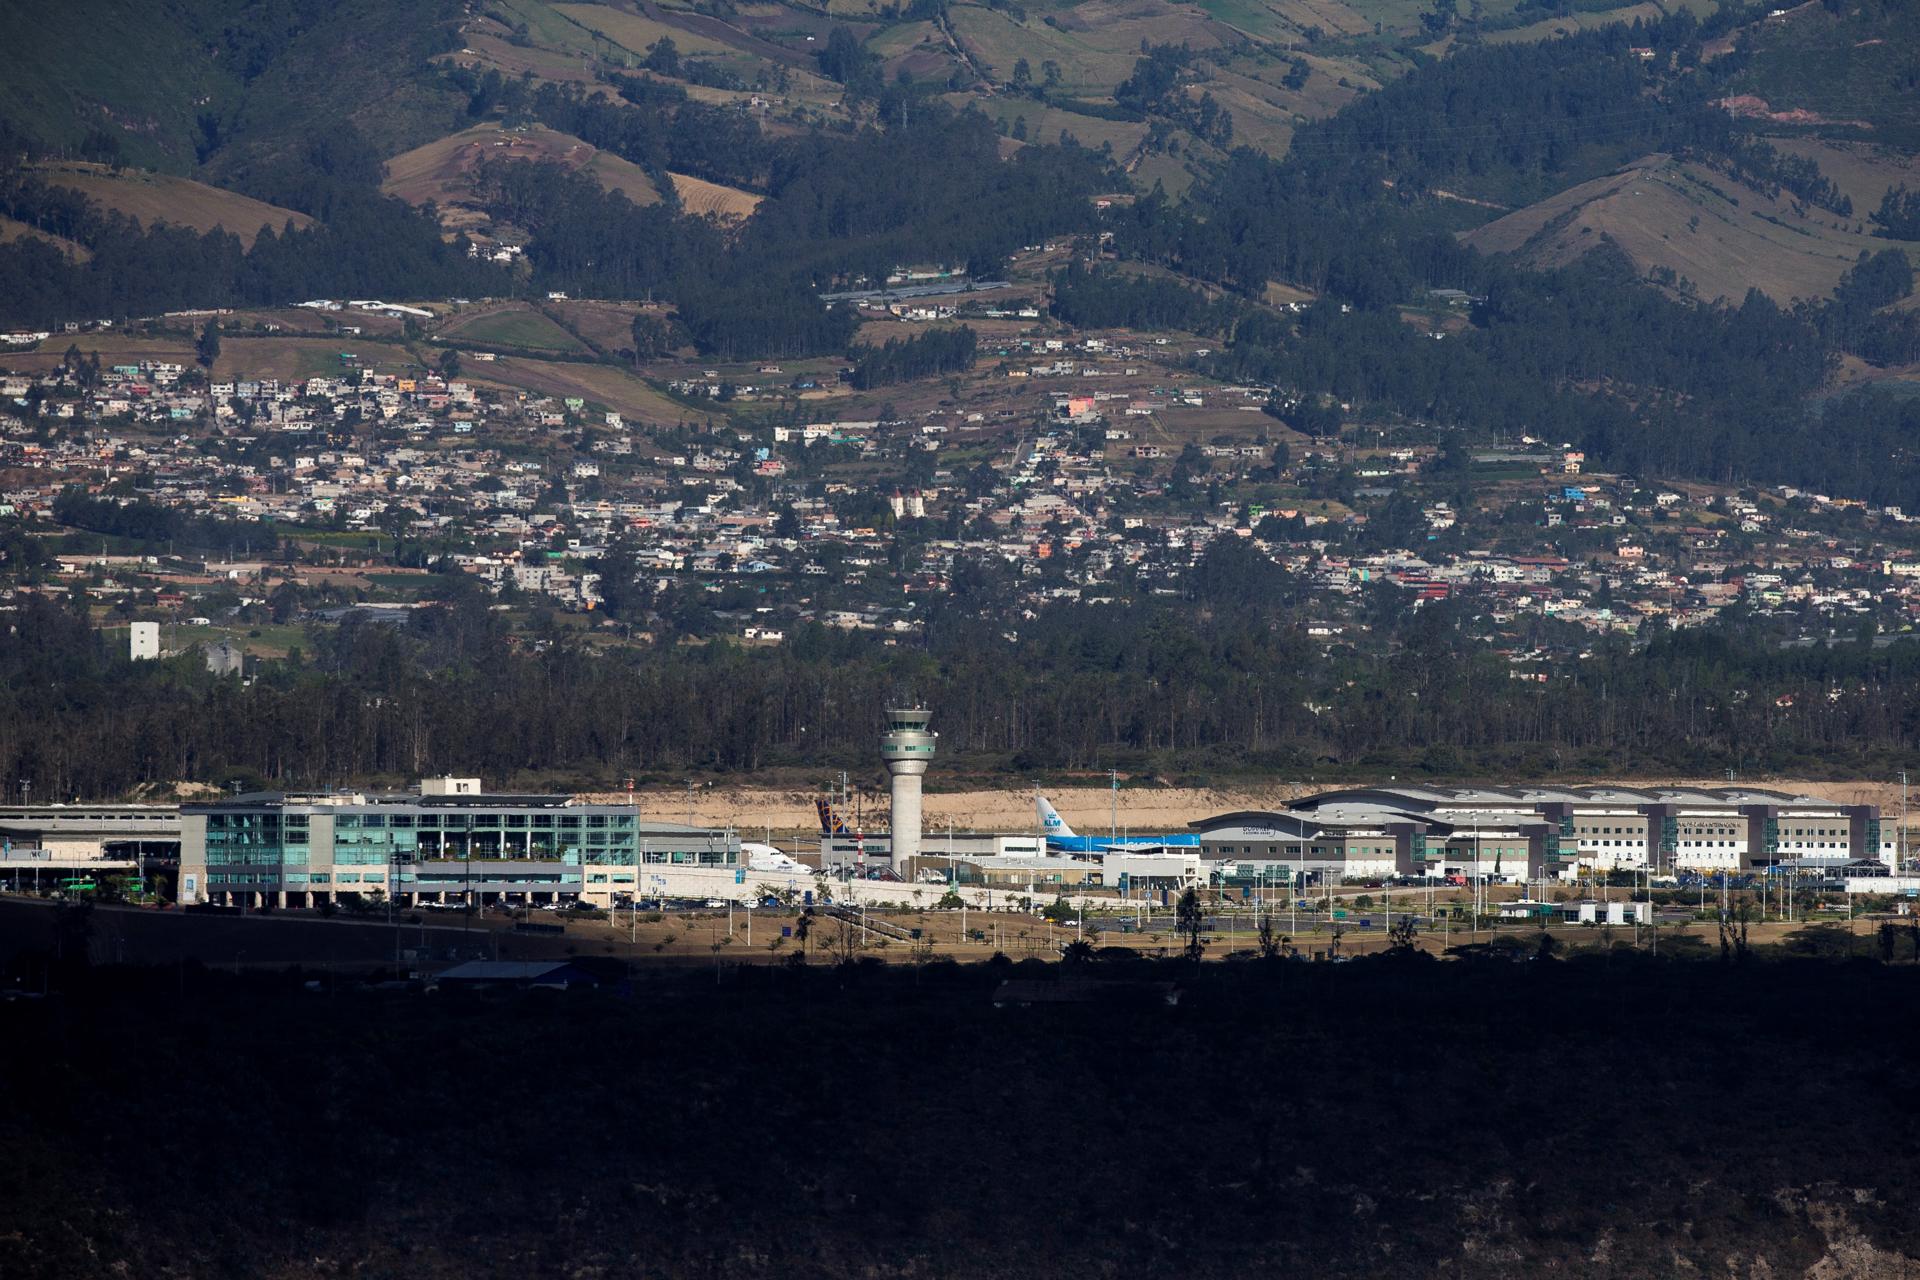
1563, 900, 1651, 926
129, 621, 160, 661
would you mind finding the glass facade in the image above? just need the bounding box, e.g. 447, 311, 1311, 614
192, 798, 736, 899
203, 811, 308, 889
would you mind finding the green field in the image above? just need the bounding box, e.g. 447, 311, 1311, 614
956, 96, 1150, 157
948, 3, 1232, 95
443, 309, 590, 354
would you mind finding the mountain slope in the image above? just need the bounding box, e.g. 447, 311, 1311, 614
34, 162, 313, 249
0, 0, 466, 175
382, 123, 663, 235
1462, 153, 1918, 304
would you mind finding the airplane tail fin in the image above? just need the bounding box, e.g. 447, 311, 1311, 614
1037, 793, 1076, 839
816, 797, 850, 836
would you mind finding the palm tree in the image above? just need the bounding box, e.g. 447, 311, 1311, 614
1176, 887, 1204, 963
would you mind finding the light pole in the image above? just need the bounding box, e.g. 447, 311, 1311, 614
1472, 817, 1481, 945
1901, 770, 1910, 873
1110, 768, 1118, 845
1293, 841, 1300, 939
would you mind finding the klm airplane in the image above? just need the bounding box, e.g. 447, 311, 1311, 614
1037, 794, 1200, 853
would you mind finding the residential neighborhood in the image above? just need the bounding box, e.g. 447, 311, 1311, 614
5, 286, 1920, 675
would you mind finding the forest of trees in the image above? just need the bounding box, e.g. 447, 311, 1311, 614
850, 326, 977, 389
1872, 185, 1920, 240
7, 541, 1920, 800
0, 152, 499, 328
1049, 261, 1239, 335
49, 489, 277, 558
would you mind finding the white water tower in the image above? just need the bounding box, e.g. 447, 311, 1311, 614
880, 707, 935, 875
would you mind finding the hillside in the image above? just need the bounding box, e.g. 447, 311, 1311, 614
0, 0, 466, 174
0, 214, 89, 261
1713, 0, 1920, 150
382, 123, 662, 235
667, 171, 762, 221
1462, 153, 1919, 304
31, 163, 313, 250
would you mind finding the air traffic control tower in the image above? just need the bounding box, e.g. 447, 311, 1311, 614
881, 707, 935, 874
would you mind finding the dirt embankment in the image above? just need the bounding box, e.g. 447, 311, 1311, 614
594, 778, 1914, 836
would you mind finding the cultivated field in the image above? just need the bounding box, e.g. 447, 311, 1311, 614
948, 0, 1236, 95
548, 299, 659, 352
214, 336, 419, 382
1481, 1, 1666, 44
551, 2, 741, 59
441, 304, 591, 354
0, 335, 195, 373
31, 162, 313, 249
464, 355, 697, 424
438, 28, 603, 91
668, 171, 764, 220
956, 96, 1149, 157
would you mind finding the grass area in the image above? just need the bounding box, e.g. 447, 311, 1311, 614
954, 95, 1148, 156
275, 525, 388, 548
469, 356, 697, 424
215, 337, 422, 382
362, 573, 441, 596
0, 335, 195, 374
442, 307, 591, 354
494, 0, 626, 57
548, 299, 652, 352
550, 2, 739, 59
1130, 150, 1202, 199
948, 1, 1234, 95
442, 29, 603, 88
1480, 1, 1664, 44
1768, 139, 1920, 218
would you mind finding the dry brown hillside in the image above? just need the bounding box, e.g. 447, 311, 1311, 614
31, 162, 313, 250
599, 777, 1918, 836
382, 123, 662, 235
1463, 152, 1920, 305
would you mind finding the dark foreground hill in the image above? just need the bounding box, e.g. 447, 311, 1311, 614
4, 950, 1920, 1278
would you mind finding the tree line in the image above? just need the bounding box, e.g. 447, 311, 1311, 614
850, 326, 977, 389
7, 548, 1920, 801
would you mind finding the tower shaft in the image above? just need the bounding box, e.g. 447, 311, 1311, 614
880, 708, 935, 875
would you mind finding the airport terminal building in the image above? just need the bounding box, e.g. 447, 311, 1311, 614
1191, 785, 1895, 884
180, 779, 740, 909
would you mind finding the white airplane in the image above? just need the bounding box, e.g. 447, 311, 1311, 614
743, 842, 810, 874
